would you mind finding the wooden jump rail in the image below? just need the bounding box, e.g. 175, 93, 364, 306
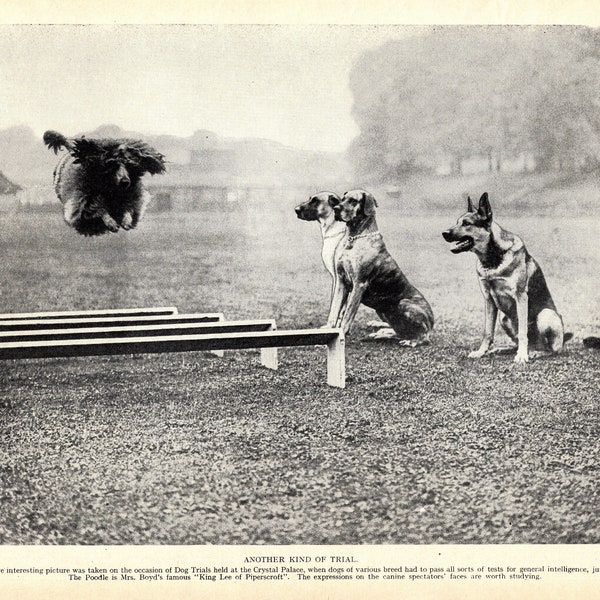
0, 312, 346, 388
0, 306, 179, 320
0, 313, 225, 332
0, 319, 278, 342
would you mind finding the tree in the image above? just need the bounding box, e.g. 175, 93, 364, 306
348, 26, 600, 179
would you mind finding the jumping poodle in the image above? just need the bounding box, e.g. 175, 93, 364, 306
43, 130, 166, 236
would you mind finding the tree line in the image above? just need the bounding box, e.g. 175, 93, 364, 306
348, 26, 600, 181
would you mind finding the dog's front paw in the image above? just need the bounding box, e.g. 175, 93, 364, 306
514, 351, 529, 363
366, 320, 388, 328
120, 211, 134, 230
468, 349, 487, 359
101, 212, 119, 232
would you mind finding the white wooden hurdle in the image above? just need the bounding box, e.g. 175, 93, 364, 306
0, 312, 224, 331
0, 306, 179, 320
0, 308, 346, 388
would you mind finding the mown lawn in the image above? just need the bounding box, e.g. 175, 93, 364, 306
0, 194, 598, 544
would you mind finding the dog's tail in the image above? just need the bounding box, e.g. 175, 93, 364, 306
43, 130, 74, 154
583, 336, 600, 349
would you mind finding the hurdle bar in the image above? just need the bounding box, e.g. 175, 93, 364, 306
0, 327, 346, 388
0, 312, 227, 358
0, 313, 225, 332
0, 318, 277, 369
0, 306, 179, 321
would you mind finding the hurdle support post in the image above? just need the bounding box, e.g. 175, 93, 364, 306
327, 331, 345, 389
260, 322, 278, 370
209, 313, 226, 358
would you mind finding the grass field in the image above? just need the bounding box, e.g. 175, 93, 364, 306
0, 183, 599, 544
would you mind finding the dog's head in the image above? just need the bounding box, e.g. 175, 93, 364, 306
442, 193, 493, 254
295, 192, 340, 222
72, 138, 166, 189
329, 189, 378, 224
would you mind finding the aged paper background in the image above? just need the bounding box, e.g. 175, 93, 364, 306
0, 1, 598, 599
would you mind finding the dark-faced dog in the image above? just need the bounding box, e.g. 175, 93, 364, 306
44, 130, 165, 236
326, 189, 434, 343
295, 192, 347, 278
443, 193, 568, 362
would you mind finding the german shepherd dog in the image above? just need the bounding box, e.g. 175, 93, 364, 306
443, 193, 569, 362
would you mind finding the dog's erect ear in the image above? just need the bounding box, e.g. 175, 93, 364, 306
478, 192, 492, 223
467, 196, 474, 212
362, 191, 378, 216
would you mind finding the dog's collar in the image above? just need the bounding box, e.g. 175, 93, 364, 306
345, 231, 382, 243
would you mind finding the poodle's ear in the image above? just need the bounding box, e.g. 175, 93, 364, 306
71, 138, 105, 164
120, 141, 165, 175
128, 143, 166, 175
139, 150, 166, 175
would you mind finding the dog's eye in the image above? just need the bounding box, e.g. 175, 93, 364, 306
462, 220, 470, 227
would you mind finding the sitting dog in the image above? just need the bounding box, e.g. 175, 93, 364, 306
44, 130, 166, 236
443, 193, 570, 362
295, 192, 347, 279
326, 189, 434, 343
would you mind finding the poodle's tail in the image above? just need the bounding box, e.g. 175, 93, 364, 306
43, 130, 74, 154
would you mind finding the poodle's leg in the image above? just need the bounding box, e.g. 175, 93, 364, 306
98, 210, 119, 232
120, 211, 134, 230
85, 198, 119, 232
62, 197, 86, 227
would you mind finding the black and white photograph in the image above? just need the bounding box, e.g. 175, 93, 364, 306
0, 3, 599, 597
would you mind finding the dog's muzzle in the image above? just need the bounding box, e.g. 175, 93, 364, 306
115, 164, 131, 189
442, 230, 474, 253
294, 205, 312, 221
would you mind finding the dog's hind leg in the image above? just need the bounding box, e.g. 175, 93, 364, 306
62, 197, 86, 227
364, 310, 396, 338
536, 308, 565, 353
369, 300, 432, 346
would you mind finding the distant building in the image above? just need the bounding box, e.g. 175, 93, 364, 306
145, 164, 313, 213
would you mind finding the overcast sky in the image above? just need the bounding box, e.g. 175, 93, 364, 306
0, 25, 423, 152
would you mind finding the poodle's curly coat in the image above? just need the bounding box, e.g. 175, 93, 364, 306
44, 130, 166, 236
